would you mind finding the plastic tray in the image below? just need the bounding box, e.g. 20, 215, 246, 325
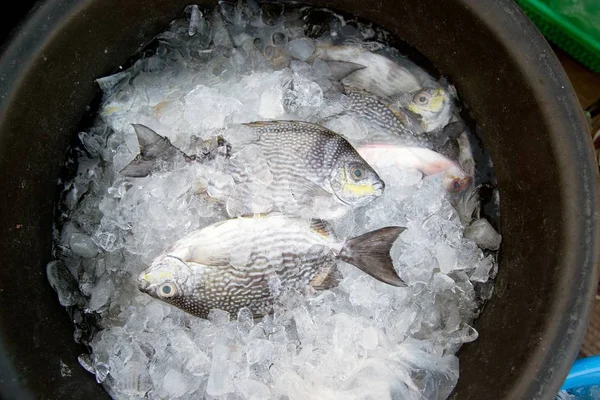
516, 0, 600, 72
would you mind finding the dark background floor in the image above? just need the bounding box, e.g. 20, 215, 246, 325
555, 46, 600, 357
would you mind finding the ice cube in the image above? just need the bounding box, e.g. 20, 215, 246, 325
470, 255, 495, 283
293, 306, 317, 344
226, 182, 274, 216
282, 73, 323, 117
234, 378, 271, 399
169, 330, 210, 373
144, 302, 170, 329
360, 326, 378, 350
46, 260, 83, 307
78, 354, 96, 374
206, 341, 235, 396
434, 242, 458, 274
258, 87, 285, 119
432, 273, 456, 293
112, 361, 153, 398
69, 232, 98, 258
94, 362, 110, 383
246, 339, 274, 364
464, 218, 502, 250
237, 307, 254, 334
162, 369, 194, 398
208, 309, 230, 326
184, 86, 242, 130
87, 274, 115, 312
285, 38, 316, 61
186, 5, 201, 36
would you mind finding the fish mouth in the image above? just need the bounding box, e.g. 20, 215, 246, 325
449, 176, 473, 193
373, 180, 385, 196
137, 272, 150, 291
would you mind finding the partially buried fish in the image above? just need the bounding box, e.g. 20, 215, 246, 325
357, 144, 472, 193
337, 85, 456, 142
227, 120, 384, 217
314, 44, 423, 96
122, 121, 385, 219
138, 214, 406, 318
390, 87, 454, 133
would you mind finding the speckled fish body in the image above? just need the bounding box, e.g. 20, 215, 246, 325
225, 120, 385, 217
138, 214, 405, 318
343, 87, 434, 146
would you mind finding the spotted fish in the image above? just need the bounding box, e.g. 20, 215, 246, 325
223, 120, 385, 218
138, 214, 406, 318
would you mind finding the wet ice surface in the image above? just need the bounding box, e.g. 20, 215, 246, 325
49, 3, 500, 399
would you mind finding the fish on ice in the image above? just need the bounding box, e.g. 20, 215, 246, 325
138, 214, 406, 318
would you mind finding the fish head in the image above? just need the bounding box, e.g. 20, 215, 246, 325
441, 164, 473, 194
138, 255, 192, 308
330, 156, 385, 207
408, 88, 452, 132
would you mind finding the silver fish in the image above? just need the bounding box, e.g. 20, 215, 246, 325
357, 144, 472, 194
341, 86, 432, 145
314, 44, 422, 96
121, 122, 384, 219
138, 214, 406, 318
226, 120, 384, 217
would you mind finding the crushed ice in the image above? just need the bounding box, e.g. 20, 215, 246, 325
49, 3, 500, 399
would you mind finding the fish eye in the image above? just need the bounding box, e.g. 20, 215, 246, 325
350, 166, 365, 181
414, 91, 431, 105
158, 282, 177, 298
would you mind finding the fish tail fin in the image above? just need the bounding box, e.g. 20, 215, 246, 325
120, 124, 189, 178
339, 227, 406, 287
119, 155, 157, 178
325, 60, 366, 81
131, 123, 162, 150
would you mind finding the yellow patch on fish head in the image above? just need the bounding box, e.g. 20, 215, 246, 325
331, 160, 384, 207
141, 269, 175, 285
343, 181, 377, 196
102, 106, 120, 115
409, 88, 446, 114
341, 165, 382, 197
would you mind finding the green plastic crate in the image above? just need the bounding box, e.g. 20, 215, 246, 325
516, 0, 600, 72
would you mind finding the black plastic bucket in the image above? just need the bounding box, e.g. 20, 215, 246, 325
0, 1, 598, 399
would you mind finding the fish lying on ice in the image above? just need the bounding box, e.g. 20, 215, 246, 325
314, 44, 422, 95
121, 121, 385, 218
356, 144, 472, 194
138, 214, 406, 318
